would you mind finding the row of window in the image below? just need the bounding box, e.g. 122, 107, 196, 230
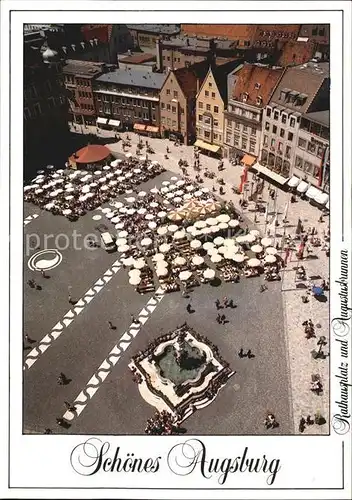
227, 121, 257, 135
264, 123, 294, 141
24, 96, 64, 119
227, 105, 260, 121
298, 137, 325, 158
226, 132, 257, 153
165, 89, 178, 98
198, 115, 219, 127
199, 103, 219, 113
161, 117, 185, 128
197, 129, 222, 142
77, 103, 94, 111
77, 90, 93, 99
163, 55, 181, 63
266, 107, 297, 127
263, 136, 292, 157
96, 94, 156, 109
295, 155, 321, 178
161, 102, 185, 114
98, 103, 155, 120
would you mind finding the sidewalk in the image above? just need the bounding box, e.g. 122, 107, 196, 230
83, 128, 331, 434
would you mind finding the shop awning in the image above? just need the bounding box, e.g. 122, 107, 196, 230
252, 162, 288, 185
108, 119, 121, 127
146, 125, 159, 133
314, 191, 329, 206
97, 117, 108, 125
241, 154, 256, 167
287, 175, 300, 188
296, 180, 309, 193
134, 123, 146, 131
194, 140, 220, 153
306, 185, 321, 199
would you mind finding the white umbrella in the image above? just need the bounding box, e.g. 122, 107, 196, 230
159, 243, 171, 253
134, 258, 147, 269
115, 222, 125, 229
45, 203, 55, 209
158, 211, 167, 218
114, 169, 122, 174
183, 193, 193, 200
218, 246, 227, 255
179, 270, 192, 281
140, 156, 146, 162
123, 256, 135, 267
171, 176, 178, 181
202, 187, 210, 193
109, 180, 118, 186
117, 176, 126, 182
168, 224, 178, 233
176, 180, 185, 186
153, 253, 166, 262
145, 214, 155, 220
128, 269, 141, 277
118, 230, 128, 238
214, 236, 225, 246
111, 216, 120, 224
118, 244, 130, 253
266, 247, 277, 255
65, 195, 74, 201
129, 276, 141, 286
99, 177, 107, 183
106, 173, 114, 179
141, 237, 153, 247
127, 208, 136, 215
161, 186, 169, 194
186, 185, 195, 192
211, 254, 222, 263
134, 168, 142, 174
236, 235, 247, 244
35, 188, 44, 194
113, 202, 124, 209
116, 238, 128, 246
233, 254, 245, 263
163, 200, 170, 206
156, 267, 168, 277
119, 207, 127, 214
265, 254, 277, 263
150, 187, 159, 194
103, 166, 110, 171
110, 160, 119, 167
125, 152, 132, 158
223, 238, 236, 247
192, 255, 204, 266
66, 187, 75, 193
138, 191, 147, 197
217, 214, 230, 223
175, 190, 184, 196
174, 256, 186, 266
190, 239, 202, 249
162, 181, 170, 186
250, 229, 260, 237
101, 185, 109, 191
157, 226, 168, 236
150, 202, 159, 208
200, 227, 211, 236
173, 230, 186, 240
126, 197, 135, 203
261, 237, 273, 247
166, 192, 175, 199
169, 184, 177, 191
138, 208, 147, 215
49, 191, 58, 197
247, 258, 261, 268
194, 190, 202, 197
218, 222, 229, 230
251, 244, 263, 253
90, 182, 98, 188
148, 221, 157, 230
229, 219, 240, 228
174, 197, 183, 204
82, 185, 91, 193
245, 233, 256, 243
210, 226, 220, 234
186, 226, 197, 234
203, 268, 215, 280
203, 242, 214, 250
194, 220, 207, 229
206, 217, 218, 226
126, 173, 133, 179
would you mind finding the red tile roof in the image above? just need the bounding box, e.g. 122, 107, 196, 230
232, 63, 285, 107
254, 24, 300, 42
278, 40, 316, 67
173, 61, 210, 98
119, 53, 156, 64
181, 24, 258, 43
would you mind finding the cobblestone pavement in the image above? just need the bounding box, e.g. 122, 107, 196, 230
73, 126, 330, 433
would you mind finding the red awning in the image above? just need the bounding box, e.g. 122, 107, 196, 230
133, 123, 146, 131
241, 154, 257, 167
146, 125, 159, 133
70, 144, 110, 164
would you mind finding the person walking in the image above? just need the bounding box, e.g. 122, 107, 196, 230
238, 348, 244, 358
64, 401, 76, 413
223, 297, 228, 308
221, 314, 226, 324
44, 428, 52, 434
215, 299, 220, 310
107, 321, 114, 329
216, 313, 221, 324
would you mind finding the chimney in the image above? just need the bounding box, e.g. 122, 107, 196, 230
156, 37, 163, 72
196, 78, 200, 94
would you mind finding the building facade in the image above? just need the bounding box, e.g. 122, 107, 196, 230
258, 62, 329, 181
195, 60, 243, 156
93, 68, 167, 134
127, 24, 180, 50
223, 63, 284, 164
63, 60, 115, 126
293, 111, 330, 191
181, 24, 258, 49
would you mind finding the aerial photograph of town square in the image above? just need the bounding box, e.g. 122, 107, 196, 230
23, 23, 330, 436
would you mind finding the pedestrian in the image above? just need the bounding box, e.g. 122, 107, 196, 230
64, 401, 76, 412
216, 313, 221, 324
186, 303, 192, 313
215, 299, 220, 310
228, 299, 235, 308
260, 284, 267, 293
306, 415, 314, 426
299, 417, 306, 433
58, 372, 67, 385
41, 269, 46, 278
223, 296, 228, 308
238, 348, 244, 358
221, 314, 226, 324
247, 349, 253, 358
108, 320, 114, 329
44, 428, 52, 434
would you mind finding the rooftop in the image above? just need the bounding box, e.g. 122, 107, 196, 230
126, 24, 180, 35
278, 40, 316, 67
119, 53, 156, 64
161, 35, 235, 52
95, 67, 167, 89
304, 110, 329, 127
232, 63, 285, 107
62, 59, 107, 77
181, 24, 258, 43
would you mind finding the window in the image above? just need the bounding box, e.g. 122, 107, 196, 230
266, 107, 272, 117
172, 120, 176, 127
173, 91, 178, 98
172, 106, 176, 113
273, 125, 277, 134
205, 90, 209, 97
251, 127, 256, 136
281, 114, 287, 124
317, 145, 324, 158
204, 116, 211, 125
304, 161, 313, 174
290, 117, 296, 127
234, 134, 240, 146
263, 134, 268, 146
307, 142, 316, 154
285, 145, 291, 158
288, 132, 293, 141
226, 132, 232, 143
255, 82, 261, 90
204, 130, 210, 139
180, 107, 184, 114
167, 118, 171, 125
312, 27, 318, 36
249, 140, 256, 152
167, 104, 170, 111
274, 110, 279, 120
256, 96, 262, 106
161, 102, 165, 109
213, 133, 218, 140
278, 142, 283, 154
199, 102, 203, 109
151, 103, 156, 109
242, 93, 248, 103
211, 92, 215, 98
318, 27, 325, 36
280, 90, 287, 101
33, 103, 42, 116
209, 82, 212, 87
243, 125, 248, 133
152, 114, 156, 121
214, 105, 219, 113
167, 56, 170, 61
198, 114, 203, 121
270, 138, 275, 148
298, 137, 307, 149
166, 89, 170, 95
235, 122, 240, 130
242, 138, 247, 149
265, 121, 270, 131
206, 104, 211, 111
24, 107, 31, 119
295, 155, 303, 169
214, 119, 219, 127
280, 128, 285, 138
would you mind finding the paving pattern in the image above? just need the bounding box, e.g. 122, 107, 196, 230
63, 287, 165, 422
24, 258, 122, 370
23, 213, 39, 226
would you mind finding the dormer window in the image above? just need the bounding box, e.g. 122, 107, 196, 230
255, 82, 261, 90
280, 88, 290, 101
256, 96, 263, 105
242, 92, 248, 103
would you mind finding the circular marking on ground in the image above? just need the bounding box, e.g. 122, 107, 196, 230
28, 249, 63, 271
92, 215, 102, 221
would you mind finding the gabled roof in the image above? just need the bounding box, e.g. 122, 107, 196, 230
278, 40, 316, 67
181, 24, 258, 43
201, 59, 243, 103
232, 63, 285, 107
269, 62, 329, 113
173, 60, 210, 99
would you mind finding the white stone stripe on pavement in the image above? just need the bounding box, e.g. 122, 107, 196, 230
63, 287, 165, 422
23, 213, 39, 226
23, 258, 122, 371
